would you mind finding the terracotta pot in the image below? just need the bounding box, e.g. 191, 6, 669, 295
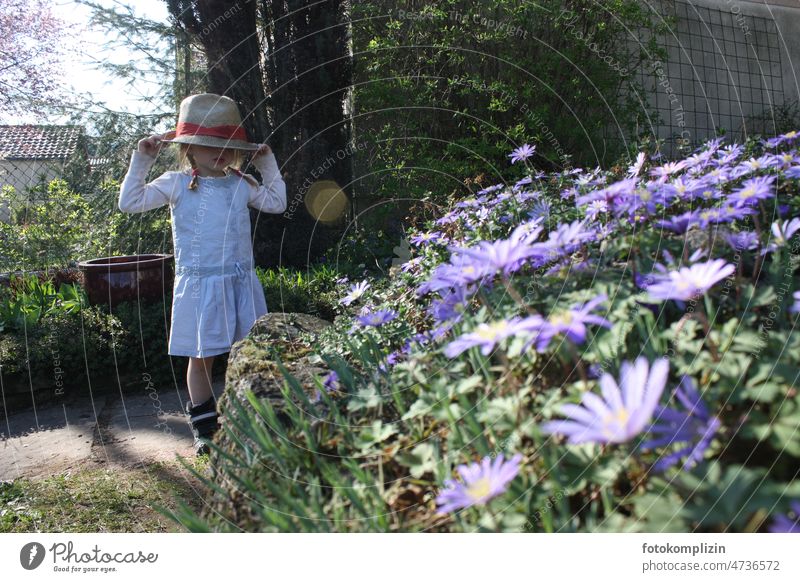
78, 254, 174, 307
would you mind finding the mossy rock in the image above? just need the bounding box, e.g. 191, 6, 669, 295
204, 312, 332, 528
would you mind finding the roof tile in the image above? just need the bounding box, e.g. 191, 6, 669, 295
0, 125, 84, 160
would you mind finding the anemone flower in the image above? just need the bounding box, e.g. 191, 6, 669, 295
340, 280, 370, 305
727, 175, 775, 207
447, 219, 544, 278
762, 217, 800, 254
444, 315, 543, 358
356, 309, 398, 327
790, 290, 800, 314
640, 376, 720, 471
646, 259, 735, 302
435, 453, 523, 514
768, 501, 800, 533
312, 370, 341, 403
524, 294, 612, 352
509, 143, 536, 164
725, 231, 759, 252
541, 357, 669, 444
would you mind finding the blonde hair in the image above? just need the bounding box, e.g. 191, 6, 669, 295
178, 144, 252, 190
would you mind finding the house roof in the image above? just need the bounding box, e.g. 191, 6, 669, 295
0, 125, 85, 161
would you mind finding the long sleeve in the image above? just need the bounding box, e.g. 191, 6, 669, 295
118, 150, 180, 213
247, 152, 287, 213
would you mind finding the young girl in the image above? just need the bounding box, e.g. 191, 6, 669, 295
118, 93, 287, 455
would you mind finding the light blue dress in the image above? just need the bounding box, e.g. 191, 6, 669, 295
119, 150, 287, 357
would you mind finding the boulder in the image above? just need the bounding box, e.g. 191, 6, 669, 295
201, 312, 333, 528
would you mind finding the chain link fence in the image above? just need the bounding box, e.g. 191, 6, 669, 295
0, 125, 174, 276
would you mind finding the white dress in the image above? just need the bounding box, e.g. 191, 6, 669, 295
118, 150, 287, 357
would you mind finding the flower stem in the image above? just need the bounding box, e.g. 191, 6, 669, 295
502, 275, 537, 316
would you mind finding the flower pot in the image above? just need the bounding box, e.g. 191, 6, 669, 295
78, 254, 174, 307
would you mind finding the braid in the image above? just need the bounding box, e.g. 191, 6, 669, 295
187, 153, 199, 191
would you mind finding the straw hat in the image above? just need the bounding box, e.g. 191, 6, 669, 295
161, 93, 260, 151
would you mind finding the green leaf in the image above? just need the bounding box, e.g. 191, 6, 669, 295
397, 443, 436, 478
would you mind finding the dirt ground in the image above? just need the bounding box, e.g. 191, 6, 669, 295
0, 379, 224, 532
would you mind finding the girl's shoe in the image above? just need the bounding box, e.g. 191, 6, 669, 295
186, 397, 219, 456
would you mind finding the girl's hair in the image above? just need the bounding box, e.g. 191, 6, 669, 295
178, 144, 254, 190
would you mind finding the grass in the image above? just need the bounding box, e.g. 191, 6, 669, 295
0, 458, 209, 533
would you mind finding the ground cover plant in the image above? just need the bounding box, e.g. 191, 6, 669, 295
162, 133, 800, 532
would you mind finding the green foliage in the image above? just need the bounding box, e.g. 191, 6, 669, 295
0, 273, 87, 332
351, 0, 663, 211
0, 180, 93, 272
256, 264, 341, 321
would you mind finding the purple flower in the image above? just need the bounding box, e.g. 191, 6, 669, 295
312, 370, 341, 402
542, 357, 670, 444
649, 160, 687, 181
640, 376, 720, 472
410, 231, 443, 246
765, 130, 799, 148
585, 200, 608, 221
790, 290, 800, 314
763, 217, 800, 254
725, 231, 759, 251
340, 280, 370, 305
646, 259, 735, 302
727, 176, 775, 207
576, 178, 637, 208
444, 315, 543, 358
524, 294, 612, 352
435, 453, 523, 514
528, 200, 551, 221
428, 285, 472, 324
446, 219, 544, 279
768, 501, 800, 533
356, 309, 398, 327
416, 253, 493, 296
529, 219, 595, 266
655, 210, 701, 234
627, 152, 646, 177
509, 143, 536, 164
786, 166, 800, 179
377, 350, 402, 373
732, 155, 774, 178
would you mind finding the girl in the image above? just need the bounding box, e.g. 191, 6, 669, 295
118, 93, 287, 455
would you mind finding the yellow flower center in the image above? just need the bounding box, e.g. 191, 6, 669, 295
466, 477, 492, 501
786, 131, 797, 139
639, 190, 651, 202
602, 407, 630, 437
549, 312, 573, 327
475, 320, 510, 341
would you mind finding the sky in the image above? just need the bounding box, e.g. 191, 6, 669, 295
20, 0, 172, 124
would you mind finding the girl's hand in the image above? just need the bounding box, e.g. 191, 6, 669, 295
137, 134, 165, 158
252, 144, 272, 158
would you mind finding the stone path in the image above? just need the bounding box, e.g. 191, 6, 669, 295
0, 379, 225, 481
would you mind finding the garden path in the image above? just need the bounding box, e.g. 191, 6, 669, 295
0, 379, 225, 481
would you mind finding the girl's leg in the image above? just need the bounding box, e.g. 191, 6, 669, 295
186, 355, 219, 456
187, 355, 215, 405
